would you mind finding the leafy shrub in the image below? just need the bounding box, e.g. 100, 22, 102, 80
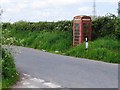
1, 48, 19, 88
3, 20, 72, 32
2, 23, 11, 30
114, 18, 120, 39
92, 14, 117, 40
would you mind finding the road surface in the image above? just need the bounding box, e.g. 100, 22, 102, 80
8, 46, 118, 88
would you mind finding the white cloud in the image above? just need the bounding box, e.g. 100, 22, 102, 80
31, 1, 48, 9
74, 0, 119, 2
6, 8, 21, 13
31, 0, 81, 9
1, 0, 119, 22
48, 0, 78, 6
78, 7, 93, 15
4, 2, 28, 13
97, 0, 119, 2
1, 0, 11, 4
37, 12, 51, 17
17, 3, 28, 9
30, 0, 119, 10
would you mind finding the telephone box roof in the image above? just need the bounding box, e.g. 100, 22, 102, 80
74, 15, 91, 19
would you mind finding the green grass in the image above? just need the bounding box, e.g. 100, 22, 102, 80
66, 36, 120, 63
2, 29, 120, 63
3, 29, 72, 52
1, 48, 19, 89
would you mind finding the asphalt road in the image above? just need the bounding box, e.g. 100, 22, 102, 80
9, 46, 118, 88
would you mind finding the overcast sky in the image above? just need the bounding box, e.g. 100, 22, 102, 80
1, 0, 119, 22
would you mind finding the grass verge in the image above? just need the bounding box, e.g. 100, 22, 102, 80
66, 36, 120, 63
1, 48, 19, 89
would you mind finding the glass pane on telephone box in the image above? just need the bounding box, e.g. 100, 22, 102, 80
83, 23, 89, 37
75, 23, 79, 33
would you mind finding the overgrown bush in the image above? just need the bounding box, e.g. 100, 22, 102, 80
1, 48, 19, 88
114, 17, 120, 39
92, 14, 119, 40
3, 20, 72, 32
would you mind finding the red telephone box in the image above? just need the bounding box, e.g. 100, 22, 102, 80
73, 15, 92, 46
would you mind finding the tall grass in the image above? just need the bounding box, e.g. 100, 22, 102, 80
66, 36, 120, 63
2, 29, 120, 63
3, 29, 72, 52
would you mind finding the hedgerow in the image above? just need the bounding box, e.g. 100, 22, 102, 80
2, 14, 120, 40
1, 48, 19, 88
92, 14, 120, 40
